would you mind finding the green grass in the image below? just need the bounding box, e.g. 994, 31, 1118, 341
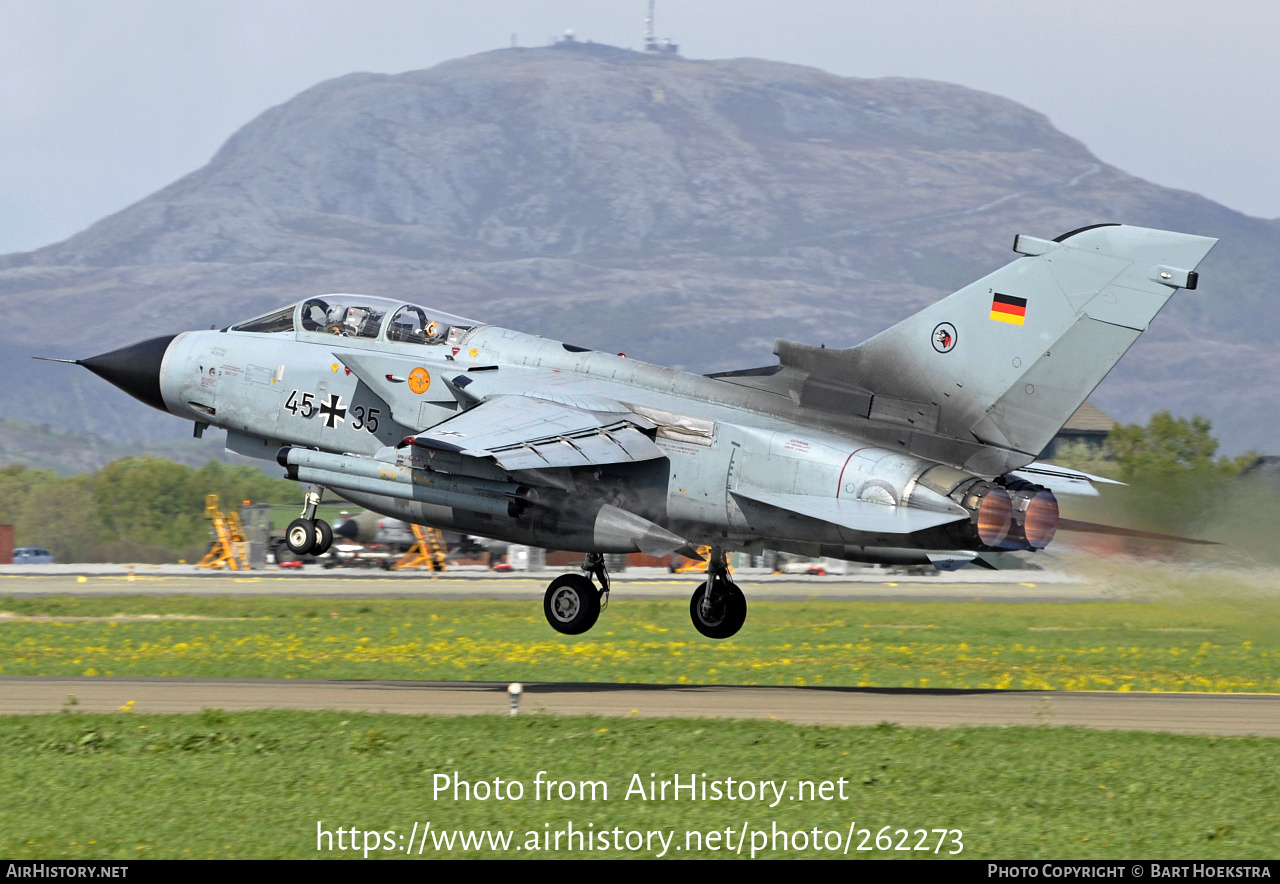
2, 711, 1276, 859
5, 571, 1279, 860
1, 585, 1278, 691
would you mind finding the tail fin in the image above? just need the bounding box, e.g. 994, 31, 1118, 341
776, 224, 1216, 456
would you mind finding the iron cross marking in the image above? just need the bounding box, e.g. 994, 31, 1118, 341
319, 393, 347, 428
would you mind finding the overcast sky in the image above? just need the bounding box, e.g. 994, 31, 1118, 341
2, 0, 1276, 256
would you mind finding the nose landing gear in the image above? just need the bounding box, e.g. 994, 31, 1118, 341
285, 488, 333, 556
543, 552, 610, 635
689, 547, 746, 639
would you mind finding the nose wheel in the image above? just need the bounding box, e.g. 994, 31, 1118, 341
689, 548, 746, 639
543, 552, 609, 635
284, 488, 333, 556
284, 518, 333, 556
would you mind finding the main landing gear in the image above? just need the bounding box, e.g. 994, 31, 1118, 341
540, 548, 747, 639
543, 553, 610, 635
689, 547, 746, 639
285, 488, 333, 557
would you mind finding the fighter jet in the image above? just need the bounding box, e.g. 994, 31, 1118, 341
331, 510, 495, 557
56, 224, 1215, 638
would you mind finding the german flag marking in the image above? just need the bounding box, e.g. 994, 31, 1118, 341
990, 293, 1027, 325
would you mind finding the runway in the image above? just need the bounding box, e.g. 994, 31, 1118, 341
0, 568, 1108, 603
4, 676, 1278, 737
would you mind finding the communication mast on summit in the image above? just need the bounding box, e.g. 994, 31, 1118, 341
643, 0, 679, 55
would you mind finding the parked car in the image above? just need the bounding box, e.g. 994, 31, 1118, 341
12, 547, 54, 564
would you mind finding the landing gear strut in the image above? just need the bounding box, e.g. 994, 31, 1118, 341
689, 547, 746, 639
543, 552, 609, 635
285, 488, 333, 557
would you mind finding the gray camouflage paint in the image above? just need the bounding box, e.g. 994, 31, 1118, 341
150, 224, 1214, 567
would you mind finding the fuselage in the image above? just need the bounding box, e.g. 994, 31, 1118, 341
65, 223, 1219, 637
136, 294, 1027, 566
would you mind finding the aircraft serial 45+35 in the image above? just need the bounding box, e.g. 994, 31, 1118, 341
56, 223, 1215, 639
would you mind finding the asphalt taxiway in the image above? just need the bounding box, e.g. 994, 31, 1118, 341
2, 677, 1277, 737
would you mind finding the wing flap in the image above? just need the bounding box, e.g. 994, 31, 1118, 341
732, 487, 966, 535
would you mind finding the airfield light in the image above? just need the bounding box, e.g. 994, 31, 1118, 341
508, 683, 523, 716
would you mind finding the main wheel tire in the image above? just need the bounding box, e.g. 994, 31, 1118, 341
286, 518, 316, 555
543, 574, 601, 635
690, 580, 747, 639
312, 520, 334, 556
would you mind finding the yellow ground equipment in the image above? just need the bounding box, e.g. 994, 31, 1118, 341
197, 494, 251, 570
391, 524, 448, 571
671, 546, 731, 574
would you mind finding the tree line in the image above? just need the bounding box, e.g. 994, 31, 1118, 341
0, 412, 1267, 564
0, 458, 297, 563
1051, 411, 1270, 553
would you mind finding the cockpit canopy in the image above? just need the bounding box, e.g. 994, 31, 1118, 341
229, 295, 479, 347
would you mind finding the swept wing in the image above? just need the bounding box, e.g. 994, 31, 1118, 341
413, 394, 664, 471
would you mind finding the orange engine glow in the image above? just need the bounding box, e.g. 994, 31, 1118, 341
975, 487, 1013, 547
1023, 490, 1059, 549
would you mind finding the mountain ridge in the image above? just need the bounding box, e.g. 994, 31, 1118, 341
2, 44, 1274, 454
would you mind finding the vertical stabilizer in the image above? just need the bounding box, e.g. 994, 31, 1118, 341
776, 224, 1216, 456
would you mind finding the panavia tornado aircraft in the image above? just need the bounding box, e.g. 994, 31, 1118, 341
55, 223, 1215, 638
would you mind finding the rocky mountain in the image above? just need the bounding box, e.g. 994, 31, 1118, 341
0, 418, 237, 475
3, 41, 1277, 455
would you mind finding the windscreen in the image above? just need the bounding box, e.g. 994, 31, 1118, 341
230, 305, 295, 334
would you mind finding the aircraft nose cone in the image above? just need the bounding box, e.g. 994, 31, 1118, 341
79, 334, 178, 413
